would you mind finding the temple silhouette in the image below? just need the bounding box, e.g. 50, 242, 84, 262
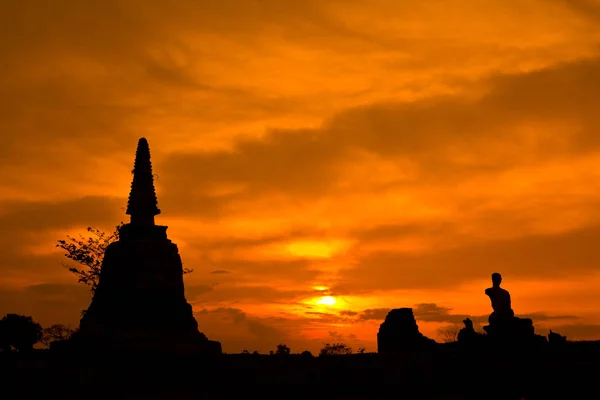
377, 272, 551, 355
57, 138, 221, 355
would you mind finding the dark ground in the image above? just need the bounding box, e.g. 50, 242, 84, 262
2, 341, 599, 399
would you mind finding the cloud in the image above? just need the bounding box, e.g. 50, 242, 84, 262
328, 331, 344, 340
185, 284, 214, 298
150, 57, 600, 313
247, 319, 281, 342
154, 54, 600, 248
414, 303, 577, 325
545, 323, 600, 340
0, 196, 124, 232
522, 312, 579, 322
192, 284, 313, 304
339, 310, 359, 317
551, 0, 600, 23
354, 304, 578, 327
0, 196, 125, 278
210, 270, 231, 275
194, 307, 284, 352
332, 224, 600, 293
0, 251, 67, 282
0, 284, 90, 328
412, 303, 476, 324
198, 258, 320, 283
357, 308, 391, 321
0, 0, 396, 169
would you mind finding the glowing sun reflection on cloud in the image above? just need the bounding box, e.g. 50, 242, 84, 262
285, 239, 352, 259
315, 295, 337, 306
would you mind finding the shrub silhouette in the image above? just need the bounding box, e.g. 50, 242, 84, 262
0, 314, 43, 352
275, 344, 290, 356
438, 325, 461, 343
40, 324, 76, 347
319, 343, 353, 356
300, 350, 313, 357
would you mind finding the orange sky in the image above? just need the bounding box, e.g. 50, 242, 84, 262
2, 0, 600, 354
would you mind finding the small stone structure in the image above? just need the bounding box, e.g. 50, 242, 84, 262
62, 138, 221, 355
457, 317, 479, 345
548, 330, 567, 346
377, 308, 436, 354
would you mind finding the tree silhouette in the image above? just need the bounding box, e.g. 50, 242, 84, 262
40, 324, 76, 347
300, 350, 313, 358
275, 344, 290, 356
0, 314, 43, 352
56, 222, 193, 293
438, 325, 461, 343
319, 342, 353, 356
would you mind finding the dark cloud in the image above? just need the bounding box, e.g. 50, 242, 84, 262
185, 284, 214, 298
189, 228, 331, 253
161, 127, 343, 203
412, 304, 576, 325
552, 0, 600, 23
26, 283, 89, 298
247, 319, 281, 342
352, 222, 450, 243
194, 307, 285, 352
324, 331, 361, 345
0, 0, 382, 168
157, 192, 232, 222
0, 196, 125, 277
0, 196, 124, 232
0, 250, 65, 280
357, 308, 391, 321
354, 304, 578, 326
192, 284, 313, 304
412, 303, 479, 324
210, 270, 231, 275
339, 310, 359, 317
0, 1, 170, 63
198, 258, 320, 282
0, 284, 90, 328
544, 323, 600, 340
521, 312, 579, 322
328, 331, 344, 340
160, 56, 600, 220
300, 311, 351, 325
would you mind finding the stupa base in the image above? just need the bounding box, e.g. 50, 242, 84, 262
51, 335, 222, 357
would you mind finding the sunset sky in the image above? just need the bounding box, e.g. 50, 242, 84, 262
2, 0, 600, 353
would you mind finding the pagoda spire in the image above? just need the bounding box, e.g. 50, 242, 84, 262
126, 137, 161, 225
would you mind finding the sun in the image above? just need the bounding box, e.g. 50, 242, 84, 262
316, 296, 337, 306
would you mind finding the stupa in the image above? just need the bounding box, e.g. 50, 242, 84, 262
64, 138, 221, 355
377, 308, 436, 355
